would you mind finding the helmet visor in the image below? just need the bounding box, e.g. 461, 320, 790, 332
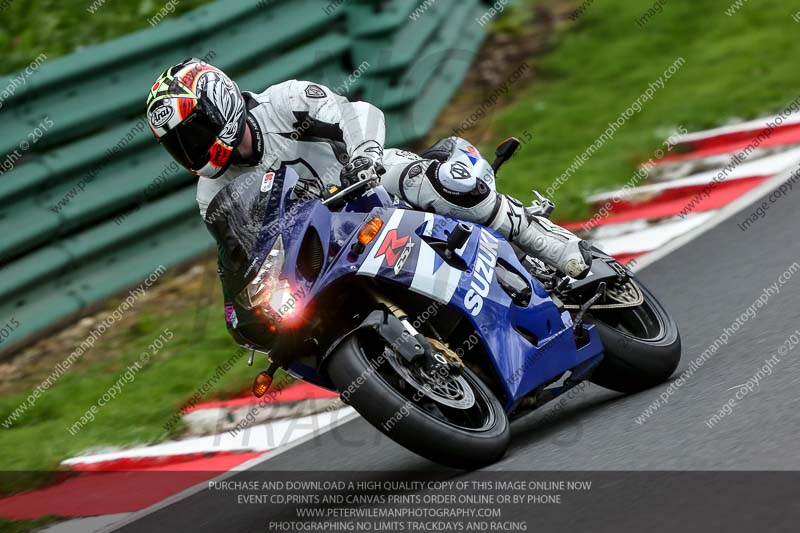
160, 106, 225, 171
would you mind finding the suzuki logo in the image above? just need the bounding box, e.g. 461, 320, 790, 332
464, 229, 499, 316
375, 229, 409, 267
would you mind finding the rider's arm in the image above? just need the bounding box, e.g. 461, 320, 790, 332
271, 80, 386, 162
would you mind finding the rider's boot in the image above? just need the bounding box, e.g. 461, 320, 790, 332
488, 195, 593, 279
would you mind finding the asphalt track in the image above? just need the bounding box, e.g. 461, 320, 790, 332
112, 174, 800, 532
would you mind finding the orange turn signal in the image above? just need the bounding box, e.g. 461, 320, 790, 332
358, 217, 384, 245
252, 372, 273, 398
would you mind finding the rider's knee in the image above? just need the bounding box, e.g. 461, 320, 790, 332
429, 160, 493, 208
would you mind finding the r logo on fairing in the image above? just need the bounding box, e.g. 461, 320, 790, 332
464, 230, 499, 316
375, 229, 410, 267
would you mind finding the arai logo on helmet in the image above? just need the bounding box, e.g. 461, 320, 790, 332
149, 105, 173, 128
464, 230, 499, 316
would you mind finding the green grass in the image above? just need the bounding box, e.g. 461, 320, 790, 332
0, 302, 238, 472
0, 285, 291, 494
0, 0, 214, 75
0, 517, 60, 533
470, 0, 800, 221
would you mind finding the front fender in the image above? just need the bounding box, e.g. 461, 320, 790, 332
318, 310, 425, 373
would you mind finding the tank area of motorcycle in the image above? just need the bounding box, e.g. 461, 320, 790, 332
349, 208, 604, 407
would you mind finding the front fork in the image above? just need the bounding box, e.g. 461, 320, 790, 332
368, 290, 463, 373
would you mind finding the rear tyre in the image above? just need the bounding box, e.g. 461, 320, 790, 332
327, 333, 510, 469
588, 281, 681, 393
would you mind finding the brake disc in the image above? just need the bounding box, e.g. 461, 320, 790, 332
383, 345, 475, 410
562, 279, 644, 310
524, 254, 645, 311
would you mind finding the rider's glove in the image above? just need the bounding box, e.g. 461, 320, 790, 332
341, 140, 385, 188
340, 156, 384, 187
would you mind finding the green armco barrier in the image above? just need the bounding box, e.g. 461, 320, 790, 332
0, 0, 348, 156
362, 0, 484, 112
0, 211, 212, 356
0, 187, 198, 303
0, 0, 498, 354
349, 0, 457, 76
346, 0, 422, 38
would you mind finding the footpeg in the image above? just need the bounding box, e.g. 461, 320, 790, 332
573, 282, 606, 335
527, 190, 555, 219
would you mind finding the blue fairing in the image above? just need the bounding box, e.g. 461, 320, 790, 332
257, 167, 604, 410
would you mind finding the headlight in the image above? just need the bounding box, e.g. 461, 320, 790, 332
236, 236, 286, 310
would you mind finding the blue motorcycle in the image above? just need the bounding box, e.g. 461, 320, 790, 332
205, 138, 681, 469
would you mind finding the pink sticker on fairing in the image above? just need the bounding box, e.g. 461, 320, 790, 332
224, 303, 235, 324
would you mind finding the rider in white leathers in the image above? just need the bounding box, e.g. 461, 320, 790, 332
146, 58, 591, 278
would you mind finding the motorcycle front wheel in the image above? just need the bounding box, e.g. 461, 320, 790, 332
327, 333, 510, 469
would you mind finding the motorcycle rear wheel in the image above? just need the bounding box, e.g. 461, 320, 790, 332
327, 333, 510, 469
587, 280, 681, 393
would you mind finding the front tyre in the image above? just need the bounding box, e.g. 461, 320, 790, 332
588, 281, 681, 393
327, 333, 510, 469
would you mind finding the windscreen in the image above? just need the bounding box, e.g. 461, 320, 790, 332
204, 170, 282, 279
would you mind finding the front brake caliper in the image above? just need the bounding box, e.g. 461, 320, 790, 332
427, 337, 464, 376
